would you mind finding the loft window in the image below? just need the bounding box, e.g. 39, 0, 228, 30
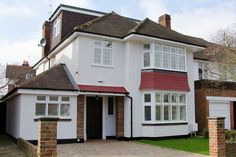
93, 39, 112, 66
53, 17, 61, 38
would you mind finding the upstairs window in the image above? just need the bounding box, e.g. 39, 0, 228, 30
53, 17, 61, 38
198, 62, 208, 80
93, 40, 112, 66
143, 43, 186, 72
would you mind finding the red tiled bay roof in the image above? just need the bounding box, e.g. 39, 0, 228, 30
78, 84, 129, 94
140, 71, 190, 92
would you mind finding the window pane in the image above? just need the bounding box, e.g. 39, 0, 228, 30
37, 96, 46, 101
103, 41, 112, 48
164, 106, 170, 120
179, 55, 185, 70
163, 52, 170, 69
61, 96, 70, 102
179, 94, 186, 104
48, 103, 58, 116
172, 106, 178, 120
49, 96, 58, 101
94, 48, 102, 64
36, 103, 46, 116
94, 40, 102, 47
143, 52, 150, 67
156, 106, 161, 121
144, 94, 151, 102
154, 50, 162, 68
171, 94, 178, 103
143, 44, 150, 50
103, 49, 112, 65
108, 97, 114, 115
163, 94, 170, 103
155, 93, 161, 103
180, 106, 186, 121
144, 106, 151, 121
60, 104, 70, 116
171, 53, 178, 69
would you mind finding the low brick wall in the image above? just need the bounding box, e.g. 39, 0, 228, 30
226, 142, 236, 157
18, 138, 37, 157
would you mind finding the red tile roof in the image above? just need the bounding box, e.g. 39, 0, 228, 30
78, 84, 129, 94
140, 71, 190, 92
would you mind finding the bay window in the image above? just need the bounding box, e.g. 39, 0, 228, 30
143, 43, 186, 71
35, 96, 71, 118
143, 92, 187, 123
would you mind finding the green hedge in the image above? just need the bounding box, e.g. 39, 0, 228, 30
225, 130, 236, 143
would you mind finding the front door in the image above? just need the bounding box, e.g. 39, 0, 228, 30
86, 97, 103, 139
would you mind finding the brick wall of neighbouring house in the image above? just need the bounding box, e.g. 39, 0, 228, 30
18, 138, 37, 157
77, 95, 84, 141
116, 96, 124, 138
195, 82, 236, 135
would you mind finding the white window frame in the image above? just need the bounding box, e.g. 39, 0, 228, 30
35, 95, 71, 119
142, 43, 187, 72
53, 17, 61, 38
143, 91, 187, 124
92, 39, 113, 67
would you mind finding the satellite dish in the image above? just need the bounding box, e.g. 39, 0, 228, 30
38, 38, 47, 47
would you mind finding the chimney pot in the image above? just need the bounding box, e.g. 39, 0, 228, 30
22, 60, 29, 66
158, 14, 171, 29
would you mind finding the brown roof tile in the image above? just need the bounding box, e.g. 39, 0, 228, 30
17, 64, 78, 91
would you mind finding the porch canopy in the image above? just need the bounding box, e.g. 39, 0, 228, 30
78, 84, 129, 95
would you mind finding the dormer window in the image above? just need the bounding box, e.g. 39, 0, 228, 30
143, 43, 186, 72
53, 17, 61, 38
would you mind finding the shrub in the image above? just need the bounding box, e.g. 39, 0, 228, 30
225, 130, 236, 143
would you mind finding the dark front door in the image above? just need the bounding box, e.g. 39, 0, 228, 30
86, 97, 102, 139
0, 102, 6, 134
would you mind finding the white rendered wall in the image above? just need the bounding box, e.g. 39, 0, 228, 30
18, 94, 77, 140
6, 95, 21, 139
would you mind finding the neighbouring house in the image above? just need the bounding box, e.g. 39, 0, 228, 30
1, 4, 208, 142
194, 45, 236, 135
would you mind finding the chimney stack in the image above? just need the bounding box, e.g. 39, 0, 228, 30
158, 14, 171, 29
41, 21, 51, 58
22, 60, 29, 66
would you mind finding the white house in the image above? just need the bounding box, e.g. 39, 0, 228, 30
1, 4, 207, 142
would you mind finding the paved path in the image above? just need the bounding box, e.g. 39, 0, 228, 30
0, 135, 26, 157
58, 140, 208, 157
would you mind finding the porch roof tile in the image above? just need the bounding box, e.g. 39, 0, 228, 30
78, 84, 129, 94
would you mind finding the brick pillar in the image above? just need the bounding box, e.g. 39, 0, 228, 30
208, 117, 226, 157
230, 102, 234, 130
37, 118, 58, 157
116, 97, 124, 138
77, 95, 84, 142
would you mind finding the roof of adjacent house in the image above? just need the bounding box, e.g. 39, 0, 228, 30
75, 12, 208, 47
5, 65, 35, 79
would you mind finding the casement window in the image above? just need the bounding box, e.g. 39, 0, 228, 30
35, 96, 70, 117
143, 92, 187, 123
53, 17, 61, 38
143, 43, 186, 71
93, 40, 112, 66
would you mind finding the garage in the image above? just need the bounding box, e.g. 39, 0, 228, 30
209, 101, 230, 129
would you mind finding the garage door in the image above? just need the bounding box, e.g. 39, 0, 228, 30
209, 101, 230, 129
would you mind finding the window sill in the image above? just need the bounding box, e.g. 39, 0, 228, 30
142, 122, 188, 126
34, 117, 72, 122
91, 64, 114, 68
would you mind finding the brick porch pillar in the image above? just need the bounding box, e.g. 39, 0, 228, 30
208, 117, 226, 157
37, 118, 58, 157
116, 96, 124, 139
77, 95, 84, 142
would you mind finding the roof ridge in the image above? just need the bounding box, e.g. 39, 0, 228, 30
74, 12, 114, 31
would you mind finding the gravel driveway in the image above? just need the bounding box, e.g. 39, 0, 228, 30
58, 140, 208, 157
